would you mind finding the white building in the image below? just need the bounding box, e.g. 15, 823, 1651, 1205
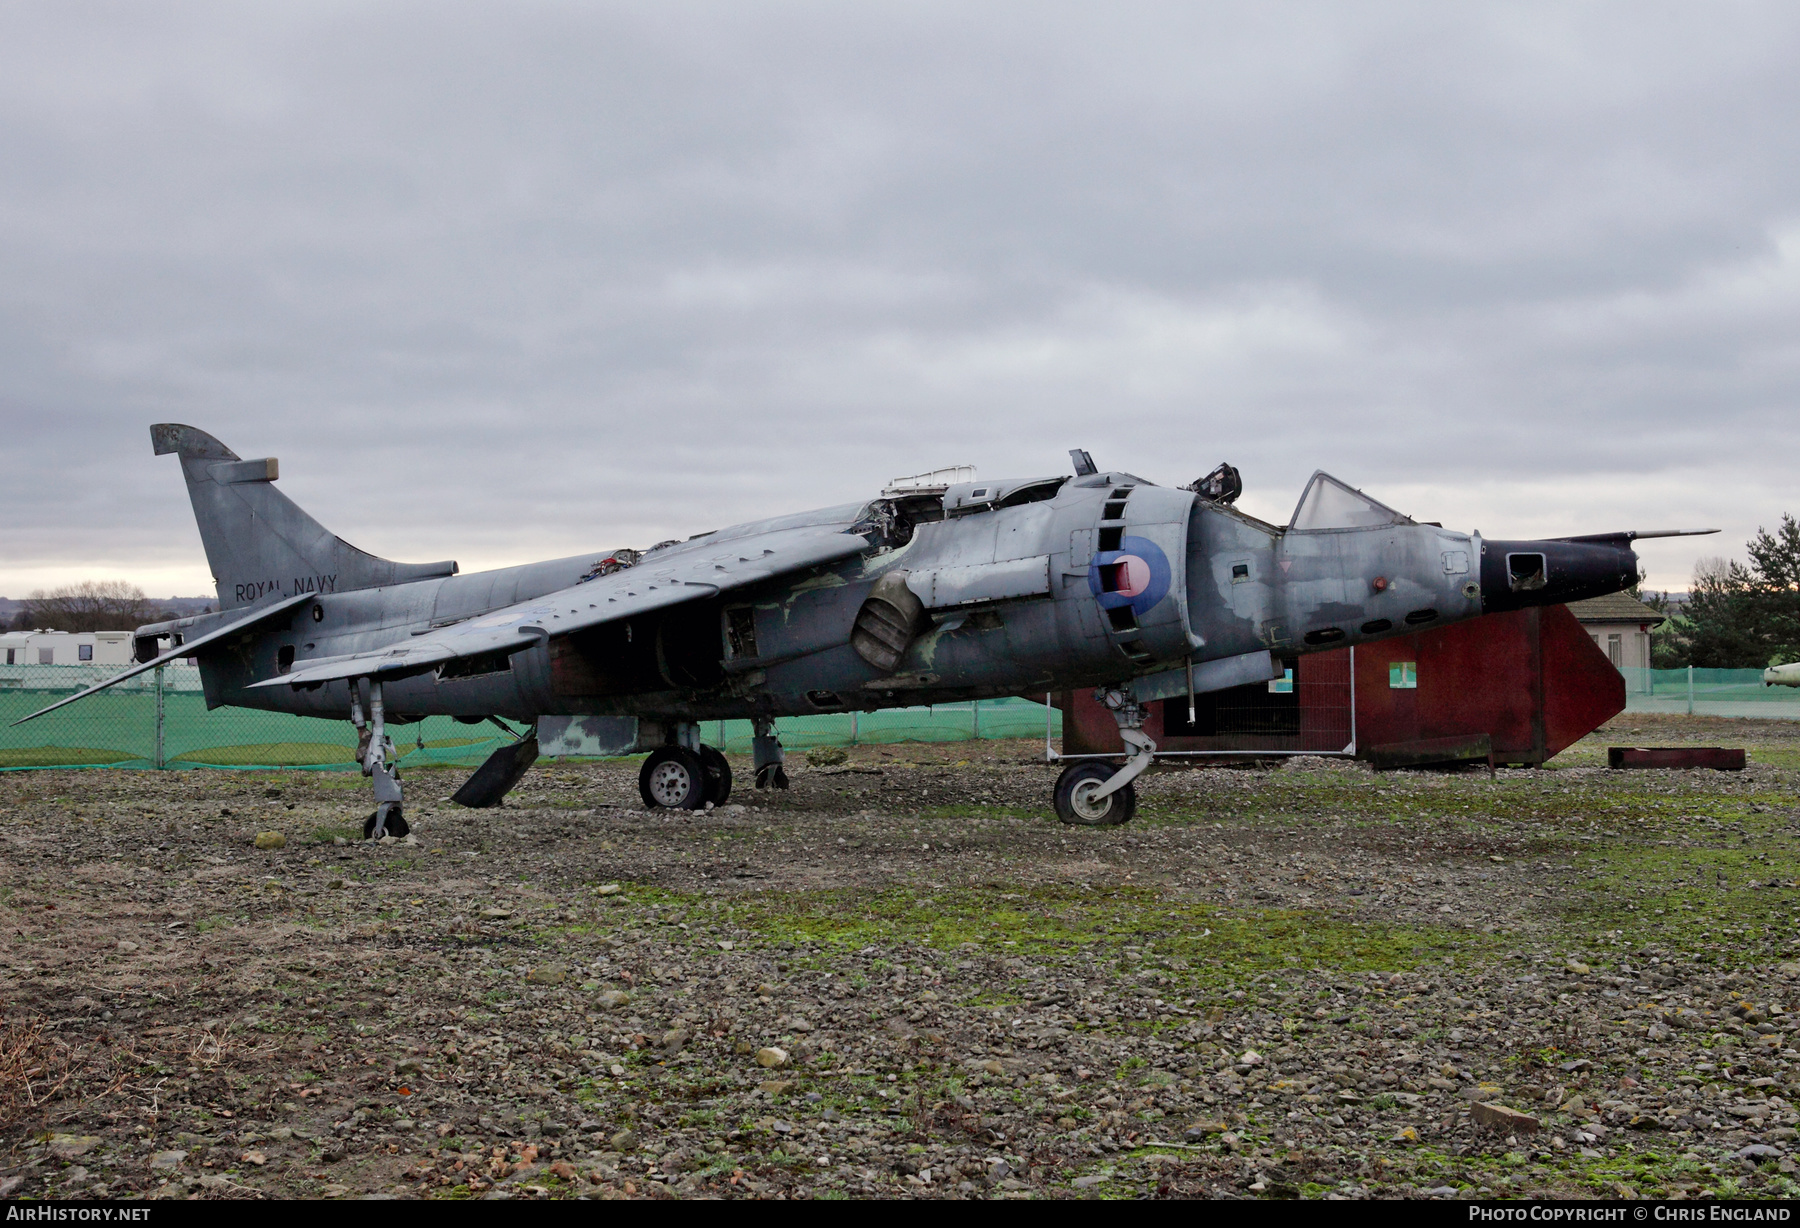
0, 629, 134, 667
1566, 593, 1663, 678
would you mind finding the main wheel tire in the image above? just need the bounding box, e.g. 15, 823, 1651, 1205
363, 807, 410, 839
1053, 762, 1136, 826
698, 746, 733, 805
640, 747, 707, 810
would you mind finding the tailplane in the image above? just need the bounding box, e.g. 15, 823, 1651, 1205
151, 424, 456, 611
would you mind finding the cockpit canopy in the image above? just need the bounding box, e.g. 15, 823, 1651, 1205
1289, 472, 1414, 531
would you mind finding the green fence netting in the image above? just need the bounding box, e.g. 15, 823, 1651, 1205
0, 664, 1059, 770
1621, 667, 1800, 718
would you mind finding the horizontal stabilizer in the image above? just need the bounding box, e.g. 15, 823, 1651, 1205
9, 593, 314, 726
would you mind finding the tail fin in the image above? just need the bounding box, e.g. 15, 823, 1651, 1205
151, 424, 457, 611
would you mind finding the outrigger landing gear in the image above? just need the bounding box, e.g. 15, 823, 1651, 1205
1052, 686, 1155, 827
353, 679, 409, 839
752, 716, 788, 790
638, 723, 734, 809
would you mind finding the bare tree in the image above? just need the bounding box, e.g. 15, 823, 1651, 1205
19, 581, 154, 632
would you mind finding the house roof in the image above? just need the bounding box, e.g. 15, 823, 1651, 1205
1565, 592, 1665, 625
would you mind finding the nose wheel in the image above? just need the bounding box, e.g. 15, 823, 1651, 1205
1053, 762, 1137, 826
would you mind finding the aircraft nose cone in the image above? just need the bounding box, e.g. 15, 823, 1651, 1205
1479, 538, 1640, 613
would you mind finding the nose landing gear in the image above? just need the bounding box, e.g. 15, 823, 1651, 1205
1053, 762, 1137, 826
1052, 685, 1155, 827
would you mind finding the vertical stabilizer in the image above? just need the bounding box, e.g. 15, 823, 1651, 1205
151, 424, 457, 610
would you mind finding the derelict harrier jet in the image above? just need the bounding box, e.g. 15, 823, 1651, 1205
18, 425, 1711, 835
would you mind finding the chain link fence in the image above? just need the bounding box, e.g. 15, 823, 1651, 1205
0, 663, 1060, 771
1621, 667, 1800, 718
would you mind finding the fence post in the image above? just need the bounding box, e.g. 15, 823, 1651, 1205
154, 664, 166, 770
1686, 664, 1694, 716
849, 711, 858, 745
971, 699, 980, 740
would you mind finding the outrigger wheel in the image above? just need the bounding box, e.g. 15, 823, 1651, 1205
754, 763, 789, 790
1053, 762, 1136, 826
640, 746, 707, 810
363, 807, 410, 839
698, 746, 733, 805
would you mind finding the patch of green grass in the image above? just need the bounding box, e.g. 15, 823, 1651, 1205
917, 804, 1042, 822
0, 745, 142, 767
1560, 841, 1800, 963
174, 741, 357, 766
644, 883, 1500, 988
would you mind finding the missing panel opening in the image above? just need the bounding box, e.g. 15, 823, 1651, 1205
726, 606, 759, 658
438, 650, 515, 681
1404, 608, 1439, 625
1106, 606, 1139, 632
1303, 627, 1346, 645
1359, 618, 1392, 634
1097, 526, 1123, 552
1507, 552, 1547, 592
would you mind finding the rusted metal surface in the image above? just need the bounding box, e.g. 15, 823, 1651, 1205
1364, 734, 1494, 769
1608, 746, 1746, 771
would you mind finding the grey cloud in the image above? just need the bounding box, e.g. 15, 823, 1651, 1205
2, 2, 1798, 592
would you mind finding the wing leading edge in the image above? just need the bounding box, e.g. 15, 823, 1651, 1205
252, 524, 870, 690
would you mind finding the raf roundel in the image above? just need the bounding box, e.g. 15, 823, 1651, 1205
1088, 535, 1172, 617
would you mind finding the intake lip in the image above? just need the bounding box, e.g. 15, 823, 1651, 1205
1479, 538, 1640, 614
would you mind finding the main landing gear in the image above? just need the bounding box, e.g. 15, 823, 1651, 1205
638, 717, 785, 809
751, 716, 788, 791
638, 729, 736, 810
638, 745, 734, 809
352, 678, 409, 839
1052, 685, 1156, 827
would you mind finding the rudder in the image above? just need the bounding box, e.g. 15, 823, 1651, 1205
151, 424, 457, 610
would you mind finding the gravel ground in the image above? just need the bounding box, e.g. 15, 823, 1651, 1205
5, 712, 1800, 1200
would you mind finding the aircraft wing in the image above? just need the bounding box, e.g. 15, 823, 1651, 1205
10, 592, 317, 725
254, 524, 870, 690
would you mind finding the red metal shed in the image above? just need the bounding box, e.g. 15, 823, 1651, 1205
1052, 604, 1624, 767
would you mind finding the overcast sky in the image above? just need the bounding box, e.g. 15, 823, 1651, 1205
3, 2, 1797, 597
